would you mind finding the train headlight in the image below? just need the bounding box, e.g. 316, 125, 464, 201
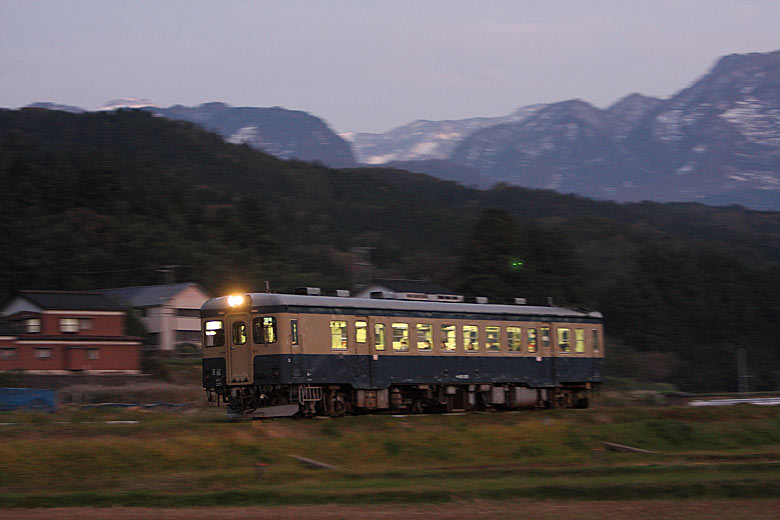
228, 294, 246, 308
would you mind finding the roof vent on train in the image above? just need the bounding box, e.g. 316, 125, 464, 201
325, 289, 351, 297
294, 287, 321, 296
465, 296, 489, 304
505, 297, 527, 305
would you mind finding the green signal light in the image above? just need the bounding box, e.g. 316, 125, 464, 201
509, 258, 524, 271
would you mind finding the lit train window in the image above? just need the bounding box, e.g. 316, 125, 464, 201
486, 326, 500, 351
232, 322, 247, 345
592, 329, 600, 352
417, 324, 432, 351
541, 327, 551, 349
290, 319, 298, 345
253, 317, 277, 344
507, 327, 522, 351
392, 323, 409, 351
527, 328, 537, 353
575, 329, 585, 353
374, 324, 386, 351
463, 325, 479, 351
356, 321, 368, 343
558, 328, 571, 353
441, 324, 456, 351
330, 321, 347, 350
204, 320, 225, 347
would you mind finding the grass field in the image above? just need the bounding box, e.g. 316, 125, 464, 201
1, 404, 779, 511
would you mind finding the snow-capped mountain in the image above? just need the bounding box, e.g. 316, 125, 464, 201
348, 105, 546, 164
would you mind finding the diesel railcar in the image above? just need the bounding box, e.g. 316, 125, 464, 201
201, 291, 604, 417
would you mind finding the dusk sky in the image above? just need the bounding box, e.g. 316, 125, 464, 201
2, 1, 779, 133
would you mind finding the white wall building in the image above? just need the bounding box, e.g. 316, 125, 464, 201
101, 283, 210, 351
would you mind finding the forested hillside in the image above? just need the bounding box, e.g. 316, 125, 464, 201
2, 108, 780, 392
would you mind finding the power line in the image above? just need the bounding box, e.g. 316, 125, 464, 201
0, 265, 189, 276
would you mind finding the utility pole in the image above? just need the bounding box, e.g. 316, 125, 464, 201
157, 265, 179, 353
737, 348, 750, 393
350, 247, 373, 291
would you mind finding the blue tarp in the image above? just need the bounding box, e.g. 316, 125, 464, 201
0, 388, 57, 412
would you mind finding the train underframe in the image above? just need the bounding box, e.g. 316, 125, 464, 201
208, 382, 595, 417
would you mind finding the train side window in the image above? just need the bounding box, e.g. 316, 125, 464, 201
253, 317, 277, 344
392, 323, 409, 351
355, 320, 368, 343
204, 320, 225, 347
291, 319, 298, 345
592, 329, 600, 352
330, 321, 348, 350
463, 325, 479, 351
441, 324, 456, 351
417, 323, 432, 351
486, 326, 500, 351
558, 328, 571, 353
232, 321, 247, 345
527, 328, 537, 353
541, 327, 551, 349
374, 323, 386, 351
575, 328, 585, 353
507, 326, 522, 351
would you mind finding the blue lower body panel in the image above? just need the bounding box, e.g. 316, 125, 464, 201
253, 354, 603, 389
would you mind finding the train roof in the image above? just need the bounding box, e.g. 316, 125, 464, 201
201, 293, 603, 320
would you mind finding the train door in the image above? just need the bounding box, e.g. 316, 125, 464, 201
352, 317, 371, 388
541, 323, 556, 386
227, 315, 252, 384
289, 315, 304, 380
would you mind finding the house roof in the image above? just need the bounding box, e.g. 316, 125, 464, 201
100, 282, 208, 308
15, 291, 124, 311
369, 279, 458, 295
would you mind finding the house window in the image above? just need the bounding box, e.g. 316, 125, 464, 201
25, 318, 41, 333
392, 323, 409, 351
176, 309, 200, 317
592, 329, 600, 352
507, 327, 522, 351
575, 329, 585, 353
330, 321, 348, 350
291, 319, 298, 345
232, 322, 247, 345
355, 320, 368, 343
0, 348, 17, 360
35, 348, 52, 359
463, 325, 479, 351
528, 328, 537, 353
486, 326, 500, 351
441, 324, 456, 351
558, 328, 571, 353
374, 323, 386, 351
204, 320, 225, 347
416, 324, 432, 351
87, 348, 100, 360
253, 317, 277, 344
60, 318, 79, 333
79, 318, 93, 331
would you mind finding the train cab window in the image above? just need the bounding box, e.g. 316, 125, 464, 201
204, 320, 225, 347
575, 329, 585, 353
507, 326, 522, 351
232, 322, 247, 345
330, 321, 348, 350
541, 327, 551, 350
527, 328, 537, 353
463, 325, 479, 351
355, 321, 368, 343
441, 324, 456, 351
486, 326, 500, 351
253, 317, 277, 344
374, 324, 386, 351
392, 323, 409, 351
558, 328, 571, 353
291, 319, 299, 345
592, 329, 600, 352
417, 324, 432, 351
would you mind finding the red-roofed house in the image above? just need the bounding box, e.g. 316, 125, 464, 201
0, 291, 143, 374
